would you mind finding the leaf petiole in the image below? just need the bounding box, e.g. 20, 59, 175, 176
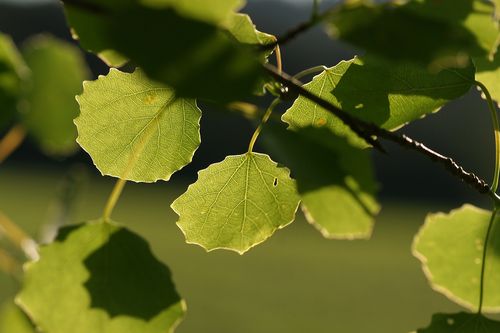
248, 98, 281, 153
102, 178, 127, 222
476, 81, 500, 193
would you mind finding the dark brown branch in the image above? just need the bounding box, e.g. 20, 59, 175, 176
264, 63, 498, 201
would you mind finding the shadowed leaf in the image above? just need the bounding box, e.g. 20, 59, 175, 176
17, 222, 186, 333
414, 312, 500, 332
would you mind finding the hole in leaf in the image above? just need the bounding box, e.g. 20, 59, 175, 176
273, 178, 278, 187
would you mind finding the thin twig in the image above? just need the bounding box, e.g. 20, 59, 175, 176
0, 124, 26, 165
0, 211, 38, 260
264, 63, 499, 202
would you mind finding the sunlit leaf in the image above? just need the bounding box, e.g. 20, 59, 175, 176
413, 204, 500, 312
264, 123, 380, 239
63, 0, 264, 101
226, 13, 276, 48
172, 152, 300, 254
75, 68, 201, 183
413, 312, 500, 333
327, 0, 498, 67
0, 301, 35, 333
0, 33, 28, 131
21, 35, 89, 155
17, 222, 186, 333
282, 56, 474, 146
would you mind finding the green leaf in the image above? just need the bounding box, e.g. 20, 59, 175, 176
172, 152, 301, 254
63, 1, 264, 101
21, 35, 89, 155
0, 301, 35, 333
327, 0, 498, 67
414, 312, 500, 333
226, 13, 276, 48
475, 53, 500, 106
75, 68, 201, 183
142, 0, 244, 23
413, 204, 500, 312
263, 123, 380, 239
17, 222, 186, 333
0, 33, 29, 131
282, 56, 475, 146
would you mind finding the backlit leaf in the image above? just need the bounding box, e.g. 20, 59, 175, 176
172, 152, 300, 254
413, 312, 500, 333
63, 1, 264, 101
21, 35, 89, 155
282, 57, 474, 146
327, 0, 498, 67
264, 123, 380, 239
17, 222, 186, 333
75, 68, 201, 183
475, 54, 500, 106
413, 204, 500, 312
0, 301, 35, 333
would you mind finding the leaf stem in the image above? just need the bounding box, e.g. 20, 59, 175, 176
478, 207, 498, 313
0, 247, 21, 278
476, 81, 500, 193
294, 65, 327, 80
248, 98, 281, 153
102, 178, 127, 222
0, 211, 38, 260
275, 45, 282, 74
0, 124, 26, 165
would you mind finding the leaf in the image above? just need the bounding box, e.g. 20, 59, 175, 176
21, 35, 89, 155
63, 1, 264, 101
327, 0, 498, 67
282, 56, 475, 146
475, 53, 500, 106
413, 312, 500, 333
226, 13, 276, 48
263, 123, 380, 239
0, 32, 28, 131
0, 301, 35, 333
171, 152, 301, 254
413, 204, 500, 312
142, 0, 244, 23
75, 68, 201, 183
16, 222, 186, 333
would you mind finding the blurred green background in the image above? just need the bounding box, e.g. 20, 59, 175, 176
0, 0, 496, 332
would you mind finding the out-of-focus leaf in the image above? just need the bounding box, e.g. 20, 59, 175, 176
21, 35, 89, 156
63, 0, 264, 101
282, 56, 474, 147
475, 53, 500, 106
172, 152, 300, 254
17, 222, 186, 333
263, 122, 379, 239
0, 301, 35, 333
75, 68, 201, 183
413, 312, 500, 333
327, 0, 498, 68
0, 33, 28, 131
413, 205, 500, 312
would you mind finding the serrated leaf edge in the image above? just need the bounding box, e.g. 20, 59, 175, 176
171, 152, 301, 255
